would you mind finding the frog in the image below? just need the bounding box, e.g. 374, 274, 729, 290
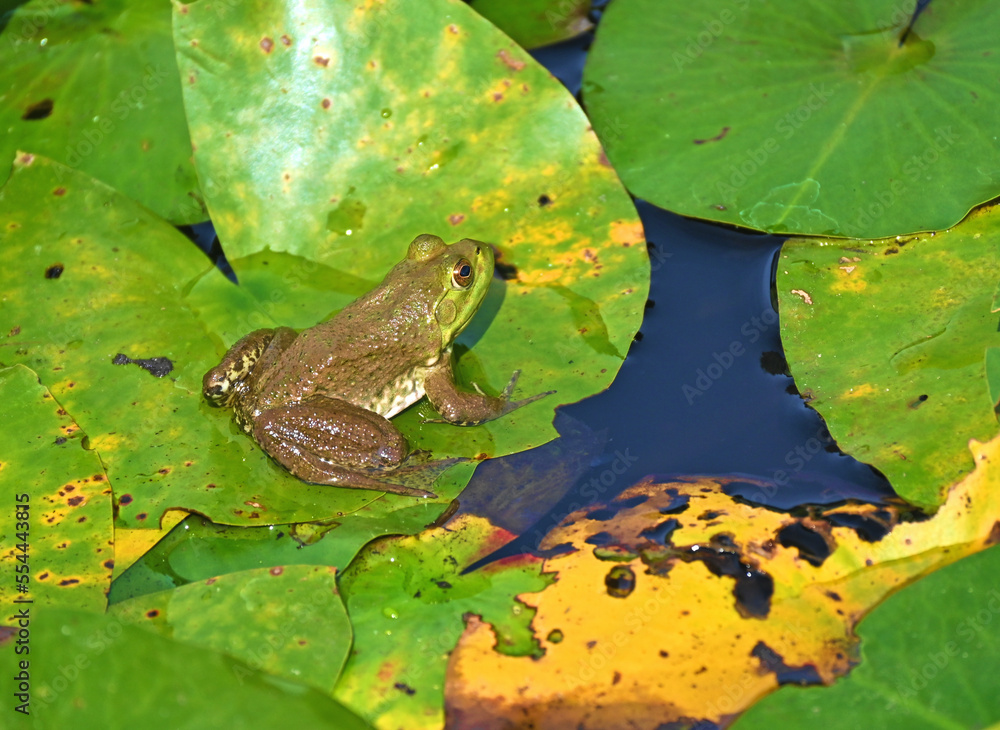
202, 233, 552, 498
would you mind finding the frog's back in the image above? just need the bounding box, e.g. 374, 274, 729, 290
253, 292, 443, 417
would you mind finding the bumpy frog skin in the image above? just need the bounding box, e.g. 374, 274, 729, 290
203, 234, 551, 497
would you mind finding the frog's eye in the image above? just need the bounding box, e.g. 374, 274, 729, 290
452, 258, 474, 289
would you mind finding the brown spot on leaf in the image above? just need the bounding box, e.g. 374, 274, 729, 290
158, 467, 170, 475
280, 34, 292, 45
270, 566, 284, 576
206, 577, 217, 585
53, 187, 66, 196
59, 578, 80, 586
103, 560, 114, 570
448, 23, 459, 34
598, 149, 611, 167
449, 213, 465, 226
8, 326, 20, 337
18, 153, 35, 165
67, 496, 84, 507
146, 609, 160, 618
23, 98, 54, 120
119, 494, 133, 505
497, 49, 525, 71
493, 92, 504, 102
45, 263, 64, 279
260, 37, 274, 53
321, 98, 331, 109
136, 512, 147, 521
314, 55, 330, 67
693, 126, 731, 144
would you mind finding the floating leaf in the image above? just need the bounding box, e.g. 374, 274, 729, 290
0, 154, 469, 527
111, 565, 352, 694
333, 514, 553, 728
108, 497, 449, 604
470, 0, 593, 49
445, 433, 1000, 728
0, 0, 204, 222
0, 607, 372, 729
0, 364, 112, 611
778, 203, 1000, 509
173, 0, 647, 460
735, 543, 1000, 729
584, 0, 1000, 237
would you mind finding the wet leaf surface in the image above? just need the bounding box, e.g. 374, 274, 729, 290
735, 543, 1000, 729
110, 564, 352, 694
444, 432, 1000, 728
333, 514, 553, 728
584, 0, 1000, 237
778, 203, 1000, 509
470, 0, 594, 49
0, 607, 371, 729
0, 364, 112, 611
0, 0, 204, 223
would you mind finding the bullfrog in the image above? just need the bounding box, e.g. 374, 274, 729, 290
203, 234, 551, 497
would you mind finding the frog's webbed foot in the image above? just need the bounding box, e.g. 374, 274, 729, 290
253, 396, 436, 498
498, 369, 557, 410
423, 365, 555, 426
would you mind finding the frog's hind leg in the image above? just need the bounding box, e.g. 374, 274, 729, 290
203, 327, 298, 407
253, 396, 434, 498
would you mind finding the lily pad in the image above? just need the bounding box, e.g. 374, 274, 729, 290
173, 0, 647, 459
0, 153, 469, 528
0, 0, 204, 223
445, 435, 1000, 728
735, 544, 1000, 729
777, 203, 1000, 509
583, 0, 1000, 237
0, 364, 112, 611
108, 496, 451, 604
333, 514, 553, 727
470, 0, 593, 49
0, 607, 371, 729
110, 564, 352, 694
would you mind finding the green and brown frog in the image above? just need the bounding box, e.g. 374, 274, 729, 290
203, 234, 551, 497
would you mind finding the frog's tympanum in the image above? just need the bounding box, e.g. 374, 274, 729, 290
203, 234, 551, 497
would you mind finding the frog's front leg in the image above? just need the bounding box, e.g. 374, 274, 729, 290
203, 327, 297, 407
253, 395, 433, 498
423, 355, 554, 426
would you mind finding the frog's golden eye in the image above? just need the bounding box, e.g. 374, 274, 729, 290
452, 258, 473, 289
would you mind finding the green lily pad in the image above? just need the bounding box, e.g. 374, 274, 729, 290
110, 564, 352, 694
470, 0, 593, 49
777, 203, 1000, 509
734, 545, 1000, 729
108, 496, 452, 604
0, 153, 475, 528
173, 0, 648, 459
0, 0, 204, 223
0, 607, 371, 729
584, 0, 1000, 237
0, 364, 111, 611
333, 514, 553, 726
